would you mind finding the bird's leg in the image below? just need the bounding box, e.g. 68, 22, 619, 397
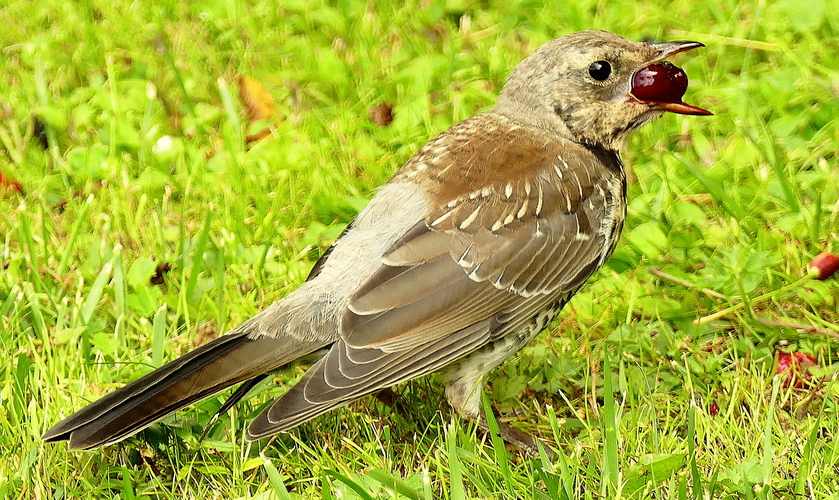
442, 370, 555, 459
477, 413, 554, 459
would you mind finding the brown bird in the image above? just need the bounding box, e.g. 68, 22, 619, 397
43, 30, 711, 452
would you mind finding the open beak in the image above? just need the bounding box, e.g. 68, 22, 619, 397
630, 40, 712, 116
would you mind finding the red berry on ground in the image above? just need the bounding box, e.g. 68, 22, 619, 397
793, 352, 818, 367
709, 401, 719, 416
776, 351, 818, 388
0, 172, 23, 195
809, 252, 839, 280
776, 352, 792, 373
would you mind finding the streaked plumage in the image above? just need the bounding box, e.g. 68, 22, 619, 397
44, 30, 710, 452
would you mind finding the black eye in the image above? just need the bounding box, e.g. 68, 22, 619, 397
588, 60, 612, 81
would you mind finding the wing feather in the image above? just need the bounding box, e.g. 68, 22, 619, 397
249, 115, 626, 433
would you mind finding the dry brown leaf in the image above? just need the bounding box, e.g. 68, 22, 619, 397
369, 102, 394, 127
237, 75, 283, 143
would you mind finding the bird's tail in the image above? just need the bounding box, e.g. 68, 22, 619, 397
43, 328, 326, 450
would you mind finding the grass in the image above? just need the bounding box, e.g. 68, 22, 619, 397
1, 0, 838, 498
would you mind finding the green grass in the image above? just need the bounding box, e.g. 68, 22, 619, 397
2, 0, 838, 498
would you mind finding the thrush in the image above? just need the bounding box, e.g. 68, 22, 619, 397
43, 30, 711, 453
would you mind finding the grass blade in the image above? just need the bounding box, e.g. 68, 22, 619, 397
56, 194, 96, 276
761, 379, 780, 495
794, 414, 821, 496
601, 348, 619, 496
185, 210, 213, 302
152, 304, 167, 367
260, 453, 292, 500
324, 469, 375, 500
80, 260, 112, 325
447, 421, 466, 500
675, 154, 750, 220
481, 393, 514, 497
687, 403, 703, 497
365, 469, 422, 500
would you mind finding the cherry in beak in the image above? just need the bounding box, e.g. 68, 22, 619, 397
630, 41, 712, 116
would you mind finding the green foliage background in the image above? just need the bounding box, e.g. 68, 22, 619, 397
1, 0, 837, 498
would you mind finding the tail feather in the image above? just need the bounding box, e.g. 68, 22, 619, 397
43, 332, 326, 450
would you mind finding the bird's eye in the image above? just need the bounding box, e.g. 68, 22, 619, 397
588, 61, 612, 81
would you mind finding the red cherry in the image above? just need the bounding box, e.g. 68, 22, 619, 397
776, 352, 792, 373
809, 252, 839, 280
631, 61, 689, 103
776, 352, 818, 388
793, 352, 818, 366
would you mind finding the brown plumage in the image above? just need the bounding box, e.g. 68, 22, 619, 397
43, 31, 710, 452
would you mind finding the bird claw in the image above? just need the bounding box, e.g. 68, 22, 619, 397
477, 414, 556, 460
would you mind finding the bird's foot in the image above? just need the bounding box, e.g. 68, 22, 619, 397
478, 414, 556, 460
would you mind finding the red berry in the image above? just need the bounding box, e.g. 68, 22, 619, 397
709, 401, 719, 416
776, 351, 818, 388
631, 62, 689, 103
809, 252, 839, 280
793, 352, 818, 367
0, 172, 23, 196
776, 352, 792, 374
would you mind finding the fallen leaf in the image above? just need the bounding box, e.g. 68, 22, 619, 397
150, 261, 172, 285
369, 102, 394, 127
237, 75, 283, 143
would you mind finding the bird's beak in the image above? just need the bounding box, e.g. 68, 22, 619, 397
630, 40, 712, 116
649, 40, 706, 60
652, 101, 713, 117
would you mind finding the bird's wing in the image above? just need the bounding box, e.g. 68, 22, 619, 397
344, 120, 625, 349
248, 118, 625, 437
43, 327, 327, 449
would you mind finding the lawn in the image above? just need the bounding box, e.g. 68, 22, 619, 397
2, 0, 838, 498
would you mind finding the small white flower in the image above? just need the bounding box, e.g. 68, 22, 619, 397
152, 135, 174, 156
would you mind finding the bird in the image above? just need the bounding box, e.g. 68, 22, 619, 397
43, 30, 711, 453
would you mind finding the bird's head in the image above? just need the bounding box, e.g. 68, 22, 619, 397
494, 30, 711, 150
